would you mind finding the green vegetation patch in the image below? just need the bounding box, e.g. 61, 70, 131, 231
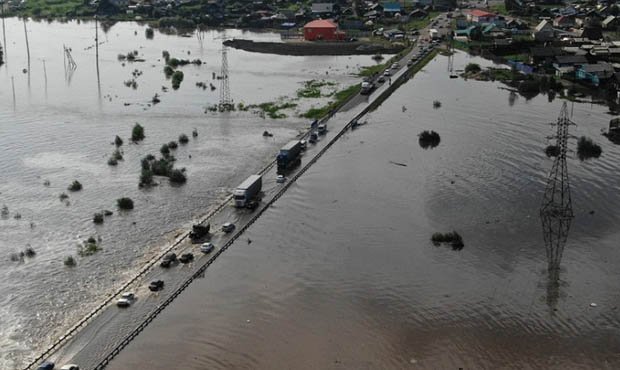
256, 102, 298, 119
302, 84, 361, 120
296, 80, 336, 98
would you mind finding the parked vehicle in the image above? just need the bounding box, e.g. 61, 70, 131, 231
309, 132, 318, 143
200, 242, 214, 254
116, 298, 131, 307
317, 123, 327, 135
276, 140, 302, 172
37, 361, 55, 370
407, 60, 413, 67
179, 253, 194, 264
391, 62, 400, 69
378, 75, 386, 83
300, 140, 307, 150
160, 253, 177, 268
222, 222, 235, 233
233, 174, 262, 208
148, 280, 164, 292
60, 365, 80, 370
189, 224, 210, 241
429, 29, 439, 40
383, 70, 391, 77
276, 175, 286, 183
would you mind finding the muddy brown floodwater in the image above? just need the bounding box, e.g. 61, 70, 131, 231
104, 53, 620, 369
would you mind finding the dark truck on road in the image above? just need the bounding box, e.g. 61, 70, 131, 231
277, 140, 302, 173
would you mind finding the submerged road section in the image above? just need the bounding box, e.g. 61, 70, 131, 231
24, 14, 447, 370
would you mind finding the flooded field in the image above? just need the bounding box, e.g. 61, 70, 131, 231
0, 18, 377, 368
107, 52, 620, 369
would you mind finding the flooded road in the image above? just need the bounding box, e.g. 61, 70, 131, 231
107, 52, 620, 369
0, 18, 377, 368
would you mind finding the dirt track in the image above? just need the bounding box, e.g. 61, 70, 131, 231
223, 39, 405, 56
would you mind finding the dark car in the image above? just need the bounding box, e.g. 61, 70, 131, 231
309, 132, 318, 143
148, 280, 164, 292
160, 253, 177, 268
179, 253, 194, 264
38, 361, 55, 370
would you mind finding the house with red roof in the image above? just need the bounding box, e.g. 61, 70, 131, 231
303, 19, 345, 41
466, 9, 497, 24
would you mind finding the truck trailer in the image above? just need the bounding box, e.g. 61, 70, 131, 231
429, 28, 439, 40
277, 140, 302, 173
233, 174, 262, 208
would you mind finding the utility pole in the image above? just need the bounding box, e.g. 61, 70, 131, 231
540, 102, 575, 309
23, 19, 30, 70
1, 2, 6, 64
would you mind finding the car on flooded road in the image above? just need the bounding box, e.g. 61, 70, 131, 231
222, 222, 235, 233
200, 242, 214, 254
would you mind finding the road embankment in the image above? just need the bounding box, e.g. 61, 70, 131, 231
223, 39, 405, 56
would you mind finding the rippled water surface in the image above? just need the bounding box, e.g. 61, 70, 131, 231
108, 52, 620, 369
0, 18, 377, 368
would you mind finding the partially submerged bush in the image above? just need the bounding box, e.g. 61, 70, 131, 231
64, 255, 76, 267
139, 169, 155, 187
59, 193, 69, 200
78, 237, 102, 257
577, 136, 602, 160
164, 65, 174, 78
418, 130, 441, 149
112, 149, 123, 161
131, 123, 145, 142
114, 135, 124, 147
24, 247, 36, 257
108, 157, 118, 166
103, 210, 113, 216
179, 134, 189, 144
68, 180, 82, 192
117, 197, 134, 210
192, 128, 198, 137
171, 70, 184, 89
93, 212, 104, 224
433, 100, 442, 109
431, 231, 464, 250
145, 27, 154, 39
160, 143, 170, 156
169, 169, 187, 184
545, 145, 560, 157
168, 141, 178, 150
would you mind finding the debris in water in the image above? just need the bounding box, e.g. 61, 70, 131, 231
262, 131, 273, 137
433, 100, 442, 108
590, 303, 598, 307
402, 106, 407, 112
431, 231, 464, 250
389, 161, 407, 167
418, 130, 441, 149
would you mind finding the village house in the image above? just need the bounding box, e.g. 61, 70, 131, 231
603, 16, 618, 30
466, 9, 496, 24
382, 2, 401, 17
533, 20, 554, 42
554, 15, 576, 29
576, 62, 615, 86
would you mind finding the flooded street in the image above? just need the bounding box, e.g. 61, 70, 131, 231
0, 18, 376, 368
107, 52, 620, 369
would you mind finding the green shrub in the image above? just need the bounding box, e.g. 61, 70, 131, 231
117, 197, 134, 210
179, 134, 189, 144
465, 63, 481, 74
78, 237, 102, 257
59, 193, 69, 200
545, 145, 559, 157
68, 180, 82, 192
112, 149, 123, 161
168, 141, 178, 149
145, 28, 154, 39
132, 123, 145, 142
114, 135, 123, 147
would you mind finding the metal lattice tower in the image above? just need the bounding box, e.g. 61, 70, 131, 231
218, 45, 233, 111
541, 102, 574, 221
540, 102, 575, 307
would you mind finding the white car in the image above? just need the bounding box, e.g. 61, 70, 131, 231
383, 70, 391, 77
200, 242, 214, 253
222, 222, 235, 233
60, 365, 80, 370
276, 175, 286, 183
121, 292, 135, 300
116, 298, 131, 307
391, 63, 399, 69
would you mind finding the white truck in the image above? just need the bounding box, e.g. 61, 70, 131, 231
233, 174, 262, 208
429, 28, 439, 40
